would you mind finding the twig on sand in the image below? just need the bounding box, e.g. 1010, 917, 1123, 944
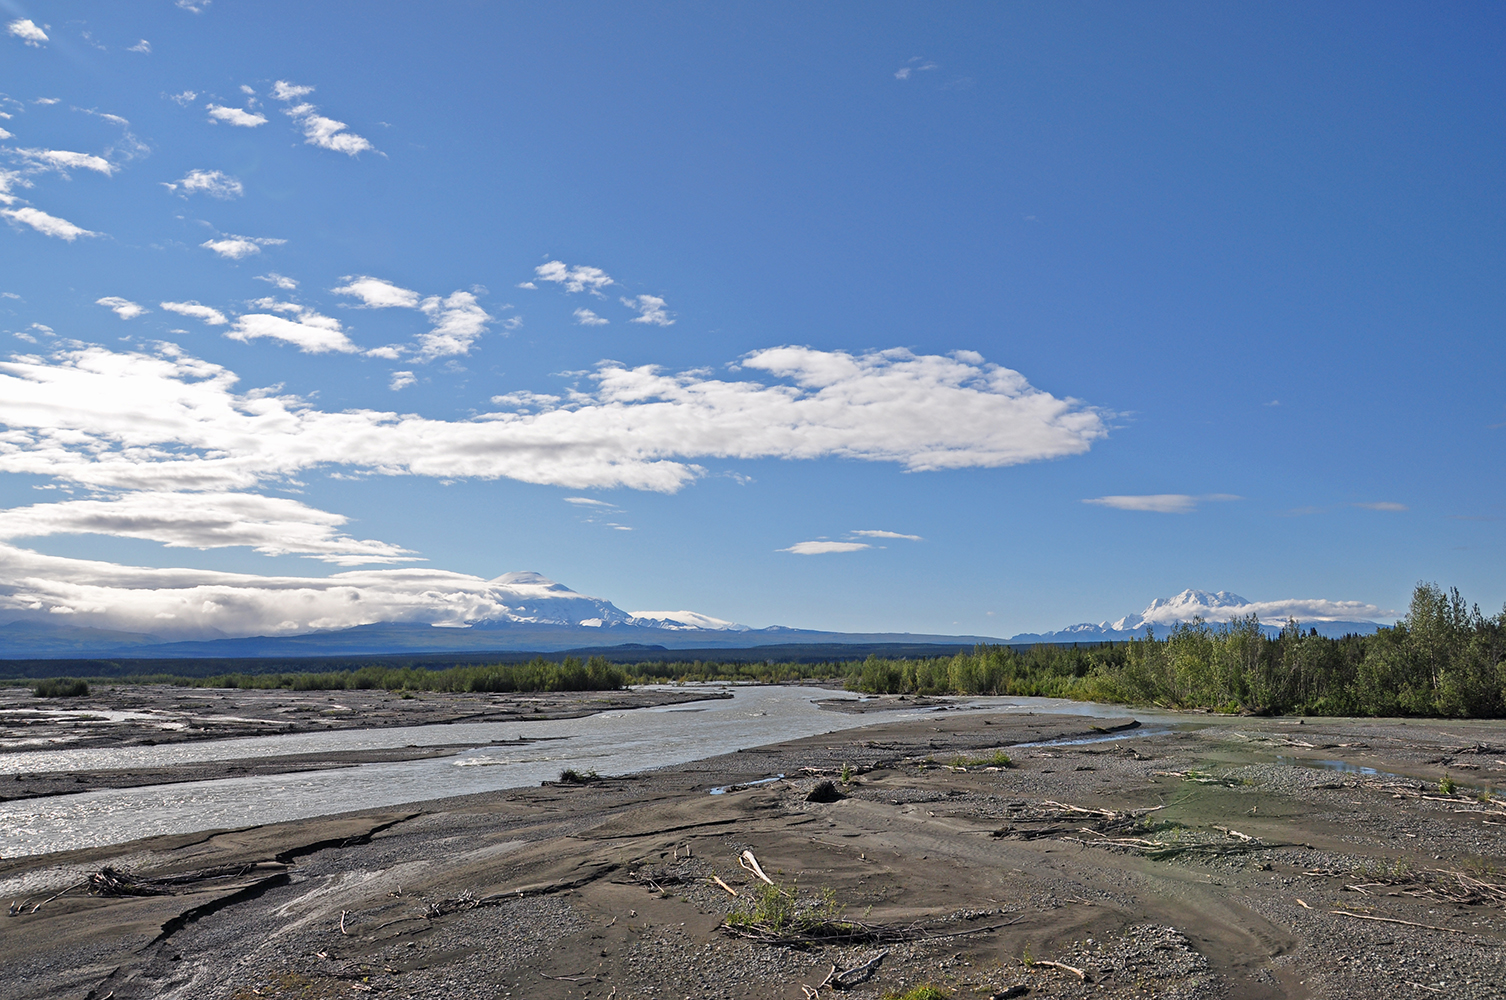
711, 875, 740, 897
1329, 910, 1469, 934
1032, 959, 1088, 981
339, 909, 349, 936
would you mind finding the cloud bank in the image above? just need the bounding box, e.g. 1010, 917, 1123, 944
0, 491, 417, 565
0, 344, 1107, 494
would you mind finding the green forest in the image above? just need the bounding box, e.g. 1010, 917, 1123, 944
845, 583, 1506, 717
25, 584, 1506, 719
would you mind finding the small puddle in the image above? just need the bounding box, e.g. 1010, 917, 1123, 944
709, 774, 785, 795
1275, 755, 1412, 783
1015, 728, 1164, 749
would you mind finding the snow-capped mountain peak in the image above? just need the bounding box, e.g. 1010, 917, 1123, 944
627, 611, 750, 631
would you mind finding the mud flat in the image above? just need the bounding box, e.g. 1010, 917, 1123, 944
3, 707, 1505, 999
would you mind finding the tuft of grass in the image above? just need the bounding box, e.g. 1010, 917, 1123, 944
558, 768, 600, 784
952, 750, 1014, 769
33, 677, 89, 698
726, 881, 796, 933
840, 762, 854, 784
885, 987, 952, 1000
1439, 774, 1457, 795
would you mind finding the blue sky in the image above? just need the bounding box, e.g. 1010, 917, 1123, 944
0, 1, 1501, 640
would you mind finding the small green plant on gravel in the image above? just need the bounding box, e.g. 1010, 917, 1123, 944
726, 881, 796, 933
32, 677, 89, 698
840, 762, 854, 783
1020, 944, 1034, 967
1440, 774, 1457, 795
558, 767, 600, 784
1479, 787, 1494, 804
884, 987, 952, 1000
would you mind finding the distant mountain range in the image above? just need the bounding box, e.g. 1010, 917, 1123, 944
0, 579, 1384, 660
1006, 589, 1385, 643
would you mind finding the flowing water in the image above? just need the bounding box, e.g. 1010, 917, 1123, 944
0, 687, 1176, 858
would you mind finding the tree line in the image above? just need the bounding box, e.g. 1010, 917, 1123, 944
846, 583, 1506, 717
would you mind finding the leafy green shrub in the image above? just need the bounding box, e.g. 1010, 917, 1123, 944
558, 768, 600, 784
33, 677, 89, 698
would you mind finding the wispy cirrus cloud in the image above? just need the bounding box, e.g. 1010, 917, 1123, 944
894, 57, 938, 80
96, 296, 148, 319
205, 104, 267, 127
160, 300, 228, 325
7, 19, 48, 47
1083, 493, 1241, 514
128, 40, 151, 54
271, 80, 376, 156
0, 343, 1106, 494
11, 148, 114, 176
534, 260, 614, 294
164, 168, 242, 199
850, 529, 922, 541
0, 491, 419, 565
1352, 501, 1408, 512
781, 540, 872, 555
1, 206, 97, 241
201, 234, 286, 259
255, 272, 298, 290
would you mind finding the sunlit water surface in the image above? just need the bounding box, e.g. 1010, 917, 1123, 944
0, 687, 1171, 857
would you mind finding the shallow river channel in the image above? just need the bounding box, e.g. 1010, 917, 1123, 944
0, 686, 1165, 858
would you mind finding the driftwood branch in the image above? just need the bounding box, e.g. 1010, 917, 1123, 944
1329, 909, 1469, 934
738, 850, 775, 886
1033, 959, 1087, 981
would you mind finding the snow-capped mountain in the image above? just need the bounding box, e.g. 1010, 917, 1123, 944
1010, 588, 1389, 643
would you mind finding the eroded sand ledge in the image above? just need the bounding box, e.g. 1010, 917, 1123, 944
3, 704, 1505, 1000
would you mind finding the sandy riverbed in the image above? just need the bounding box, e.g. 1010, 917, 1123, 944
2, 700, 1504, 1000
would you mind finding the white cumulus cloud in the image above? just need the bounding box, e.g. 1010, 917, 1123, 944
535, 260, 614, 294
416, 291, 492, 360
255, 272, 298, 290
201, 235, 286, 259
271, 81, 376, 156
205, 104, 267, 127
7, 19, 47, 46
623, 294, 673, 326
129, 39, 151, 53
165, 169, 242, 199
97, 296, 148, 320
333, 275, 420, 309
1, 207, 96, 241
389, 371, 416, 391
227, 305, 357, 353
574, 307, 608, 326
849, 529, 922, 541
160, 300, 228, 325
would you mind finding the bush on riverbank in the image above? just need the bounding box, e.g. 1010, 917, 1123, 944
33, 677, 90, 698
